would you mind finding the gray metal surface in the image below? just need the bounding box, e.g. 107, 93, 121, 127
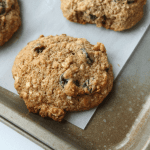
0, 19, 150, 150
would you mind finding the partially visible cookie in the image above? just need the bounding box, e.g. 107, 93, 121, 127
12, 34, 113, 122
0, 0, 21, 46
61, 0, 147, 31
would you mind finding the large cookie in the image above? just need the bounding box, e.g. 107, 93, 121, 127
61, 0, 147, 31
0, 0, 21, 46
12, 34, 113, 122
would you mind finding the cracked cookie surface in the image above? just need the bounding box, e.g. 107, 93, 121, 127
0, 0, 21, 46
12, 34, 114, 122
61, 0, 147, 31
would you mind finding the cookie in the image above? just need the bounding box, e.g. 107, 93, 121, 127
12, 34, 113, 122
61, 0, 147, 31
0, 0, 21, 46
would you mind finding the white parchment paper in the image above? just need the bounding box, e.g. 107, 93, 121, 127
0, 0, 150, 129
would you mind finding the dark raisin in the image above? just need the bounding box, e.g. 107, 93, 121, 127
105, 68, 109, 72
103, 15, 106, 21
102, 21, 106, 25
0, 2, 5, 15
127, 0, 135, 4
83, 79, 89, 88
90, 14, 97, 21
73, 80, 80, 87
89, 88, 92, 93
83, 79, 92, 93
11, 4, 15, 9
34, 45, 45, 53
102, 15, 107, 25
59, 74, 69, 88
81, 48, 93, 65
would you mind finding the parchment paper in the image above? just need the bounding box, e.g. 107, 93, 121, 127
0, 0, 150, 129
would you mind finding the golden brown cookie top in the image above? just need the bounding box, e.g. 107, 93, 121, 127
12, 34, 113, 122
61, 0, 147, 31
0, 0, 21, 46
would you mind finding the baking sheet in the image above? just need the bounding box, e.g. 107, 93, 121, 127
0, 0, 150, 129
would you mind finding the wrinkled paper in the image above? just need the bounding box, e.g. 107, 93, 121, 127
0, 0, 150, 129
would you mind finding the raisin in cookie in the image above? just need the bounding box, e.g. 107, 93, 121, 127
61, 0, 147, 31
12, 34, 113, 122
0, 0, 21, 46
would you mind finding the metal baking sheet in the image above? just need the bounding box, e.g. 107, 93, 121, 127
0, 26, 150, 150
1, 1, 150, 150
1, 0, 150, 130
